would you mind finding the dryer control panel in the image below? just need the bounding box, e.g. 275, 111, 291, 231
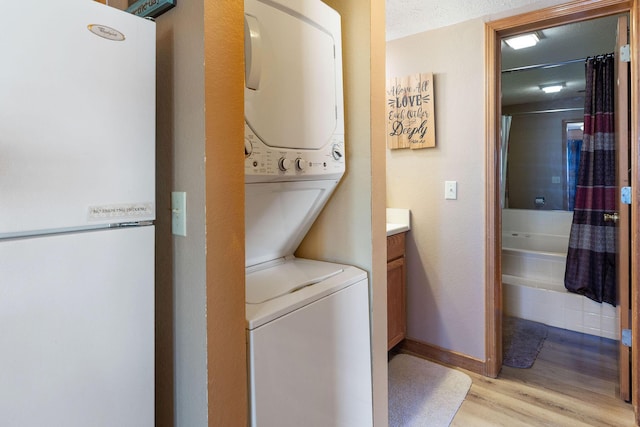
244, 123, 345, 183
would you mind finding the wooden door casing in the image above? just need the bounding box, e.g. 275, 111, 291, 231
485, 1, 640, 423
616, 13, 631, 403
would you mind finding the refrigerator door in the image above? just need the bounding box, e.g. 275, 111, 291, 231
0, 226, 154, 427
0, 1, 155, 237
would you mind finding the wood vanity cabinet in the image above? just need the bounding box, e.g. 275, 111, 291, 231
387, 232, 406, 350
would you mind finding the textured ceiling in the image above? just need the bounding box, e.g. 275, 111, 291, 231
386, 1, 623, 107
386, 0, 551, 41
501, 15, 619, 105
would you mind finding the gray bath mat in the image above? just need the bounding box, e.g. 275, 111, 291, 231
502, 316, 548, 368
389, 354, 471, 427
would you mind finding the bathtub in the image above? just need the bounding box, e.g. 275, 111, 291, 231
502, 232, 568, 255
502, 230, 618, 340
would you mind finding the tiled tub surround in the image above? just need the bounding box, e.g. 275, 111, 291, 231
502, 209, 618, 340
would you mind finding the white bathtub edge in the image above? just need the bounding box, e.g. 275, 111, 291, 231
503, 279, 619, 340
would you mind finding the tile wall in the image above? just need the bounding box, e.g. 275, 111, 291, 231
502, 209, 619, 340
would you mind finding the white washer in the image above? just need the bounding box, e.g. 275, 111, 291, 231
244, 170, 374, 427
246, 258, 373, 426
244, 0, 373, 425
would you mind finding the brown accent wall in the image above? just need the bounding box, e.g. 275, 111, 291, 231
204, 0, 247, 425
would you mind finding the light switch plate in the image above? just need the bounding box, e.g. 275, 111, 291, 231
171, 192, 187, 236
445, 181, 457, 200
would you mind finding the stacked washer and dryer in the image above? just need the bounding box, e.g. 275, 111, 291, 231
243, 0, 373, 425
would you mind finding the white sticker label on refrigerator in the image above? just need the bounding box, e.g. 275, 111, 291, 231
88, 203, 154, 221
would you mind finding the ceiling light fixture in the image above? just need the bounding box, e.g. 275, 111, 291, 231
504, 33, 539, 50
539, 82, 565, 94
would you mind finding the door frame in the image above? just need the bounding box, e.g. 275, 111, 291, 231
484, 0, 640, 417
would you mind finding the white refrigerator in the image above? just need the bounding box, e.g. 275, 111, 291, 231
0, 1, 156, 426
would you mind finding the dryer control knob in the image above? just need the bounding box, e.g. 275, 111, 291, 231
244, 139, 253, 158
278, 157, 292, 171
331, 145, 344, 161
295, 158, 307, 171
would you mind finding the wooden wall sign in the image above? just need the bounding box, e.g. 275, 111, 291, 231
386, 73, 435, 150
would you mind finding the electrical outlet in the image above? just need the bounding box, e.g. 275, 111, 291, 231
445, 181, 457, 200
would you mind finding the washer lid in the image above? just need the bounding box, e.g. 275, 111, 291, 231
245, 259, 368, 330
244, 0, 343, 150
246, 258, 343, 304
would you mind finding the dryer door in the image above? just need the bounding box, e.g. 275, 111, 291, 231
244, 0, 344, 151
245, 179, 338, 267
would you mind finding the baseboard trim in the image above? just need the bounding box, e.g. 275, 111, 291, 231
400, 338, 486, 376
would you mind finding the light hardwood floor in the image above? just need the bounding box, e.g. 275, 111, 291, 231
450, 325, 636, 426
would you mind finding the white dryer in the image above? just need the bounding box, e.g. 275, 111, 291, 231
244, 0, 373, 426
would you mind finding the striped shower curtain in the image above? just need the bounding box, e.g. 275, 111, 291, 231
564, 54, 617, 306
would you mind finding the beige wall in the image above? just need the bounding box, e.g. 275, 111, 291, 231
504, 100, 583, 210
385, 0, 572, 364
156, 1, 208, 424
156, 0, 246, 425
507, 110, 581, 210
297, 0, 388, 424
386, 19, 487, 360
94, 0, 130, 10
106, 0, 579, 423
156, 0, 380, 424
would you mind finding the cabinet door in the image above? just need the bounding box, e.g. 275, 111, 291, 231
387, 256, 406, 349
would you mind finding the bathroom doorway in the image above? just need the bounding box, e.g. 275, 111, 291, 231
484, 0, 639, 418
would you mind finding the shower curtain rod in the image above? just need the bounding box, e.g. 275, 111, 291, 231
502, 58, 584, 74
507, 107, 583, 116
502, 53, 614, 74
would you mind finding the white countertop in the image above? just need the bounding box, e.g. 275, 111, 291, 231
386, 208, 411, 236
386, 223, 409, 236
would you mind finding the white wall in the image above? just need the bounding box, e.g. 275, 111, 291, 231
386, 19, 487, 360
